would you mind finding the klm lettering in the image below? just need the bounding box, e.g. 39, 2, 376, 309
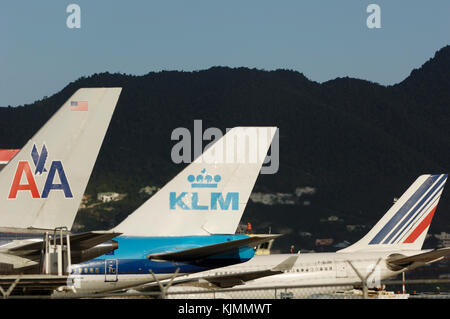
170, 192, 239, 211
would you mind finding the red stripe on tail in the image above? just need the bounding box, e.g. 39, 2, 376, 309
403, 205, 437, 244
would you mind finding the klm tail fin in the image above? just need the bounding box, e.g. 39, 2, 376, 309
114, 127, 277, 236
0, 88, 122, 230
339, 174, 448, 252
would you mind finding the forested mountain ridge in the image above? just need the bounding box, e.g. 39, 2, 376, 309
1, 46, 449, 252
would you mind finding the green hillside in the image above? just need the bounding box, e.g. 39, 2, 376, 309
1, 46, 449, 253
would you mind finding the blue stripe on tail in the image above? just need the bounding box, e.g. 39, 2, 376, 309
368, 175, 440, 245
384, 175, 446, 244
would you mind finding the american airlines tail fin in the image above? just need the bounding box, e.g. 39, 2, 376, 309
0, 88, 122, 230
339, 174, 448, 253
114, 127, 277, 236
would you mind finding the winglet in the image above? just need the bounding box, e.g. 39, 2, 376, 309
271, 253, 300, 272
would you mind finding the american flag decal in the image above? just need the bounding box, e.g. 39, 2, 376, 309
70, 101, 88, 111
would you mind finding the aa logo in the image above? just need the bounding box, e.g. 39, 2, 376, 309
8, 144, 73, 199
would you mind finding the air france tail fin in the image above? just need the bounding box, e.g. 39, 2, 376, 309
113, 127, 277, 236
0, 88, 122, 230
339, 174, 448, 253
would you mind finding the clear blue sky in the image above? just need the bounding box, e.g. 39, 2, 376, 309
1, 0, 449, 106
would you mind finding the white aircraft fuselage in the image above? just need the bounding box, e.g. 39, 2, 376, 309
166, 250, 432, 299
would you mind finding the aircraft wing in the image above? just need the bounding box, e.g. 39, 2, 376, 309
387, 248, 450, 268
0, 252, 40, 270
139, 254, 299, 291
147, 234, 281, 262
7, 231, 121, 258
193, 254, 299, 288
0, 274, 69, 296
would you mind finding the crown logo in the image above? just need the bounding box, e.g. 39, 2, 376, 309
188, 169, 221, 188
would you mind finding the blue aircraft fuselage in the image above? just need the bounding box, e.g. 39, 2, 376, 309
71, 234, 254, 276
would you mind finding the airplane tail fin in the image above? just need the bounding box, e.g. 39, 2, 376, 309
114, 127, 277, 236
0, 88, 122, 230
338, 174, 448, 253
